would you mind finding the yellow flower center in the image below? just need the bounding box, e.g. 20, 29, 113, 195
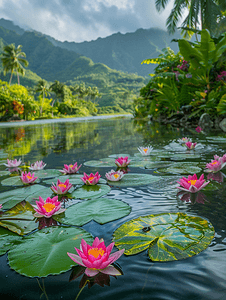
143, 148, 148, 153
113, 174, 119, 178
27, 175, 33, 179
43, 203, 56, 212
188, 180, 197, 185
88, 177, 94, 181
211, 162, 217, 165
58, 184, 66, 188
88, 247, 105, 258
69, 164, 73, 168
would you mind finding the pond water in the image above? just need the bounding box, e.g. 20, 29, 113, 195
0, 116, 226, 300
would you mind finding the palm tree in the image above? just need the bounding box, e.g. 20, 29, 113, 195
1, 44, 29, 85
35, 80, 50, 115
155, 0, 225, 37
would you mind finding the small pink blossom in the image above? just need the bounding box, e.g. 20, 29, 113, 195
196, 126, 202, 133
205, 159, 226, 173
0, 204, 2, 210
67, 237, 125, 277
105, 170, 124, 181
185, 141, 197, 150
214, 154, 226, 164
4, 158, 22, 167
178, 137, 191, 144
29, 161, 46, 170
177, 174, 209, 193
115, 156, 131, 168
81, 172, 101, 185
59, 162, 82, 174
33, 196, 65, 218
51, 179, 73, 194
20, 171, 38, 185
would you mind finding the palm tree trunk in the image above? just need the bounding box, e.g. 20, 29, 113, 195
16, 71, 20, 85
9, 72, 13, 85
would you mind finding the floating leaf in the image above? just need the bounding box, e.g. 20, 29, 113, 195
0, 201, 37, 235
0, 150, 8, 158
206, 137, 226, 143
8, 226, 93, 277
113, 213, 214, 261
158, 162, 202, 175
84, 158, 115, 167
0, 184, 47, 209
108, 154, 130, 158
0, 227, 22, 256
1, 176, 40, 186
44, 175, 106, 185
71, 184, 111, 199
25, 186, 54, 206
144, 161, 172, 169
107, 173, 161, 187
171, 153, 201, 161
34, 169, 61, 179
54, 198, 131, 226
0, 171, 10, 176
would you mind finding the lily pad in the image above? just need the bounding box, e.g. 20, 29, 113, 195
0, 150, 8, 158
108, 154, 131, 158
44, 175, 106, 185
8, 226, 93, 277
0, 227, 22, 256
71, 184, 111, 199
1, 176, 40, 186
158, 162, 202, 175
54, 198, 131, 226
206, 137, 226, 143
0, 171, 10, 176
171, 153, 201, 161
25, 186, 54, 206
34, 169, 61, 179
144, 161, 172, 169
113, 212, 214, 261
84, 158, 115, 167
0, 184, 47, 209
107, 173, 161, 187
0, 201, 37, 235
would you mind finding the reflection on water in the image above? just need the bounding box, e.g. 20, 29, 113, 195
0, 117, 226, 300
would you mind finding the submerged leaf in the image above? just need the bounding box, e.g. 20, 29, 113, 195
71, 184, 111, 199
0, 227, 22, 256
113, 213, 214, 261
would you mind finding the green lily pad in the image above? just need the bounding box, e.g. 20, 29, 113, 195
171, 153, 201, 161
54, 198, 131, 226
108, 154, 131, 158
113, 212, 214, 261
0, 227, 22, 256
0, 201, 37, 235
44, 175, 106, 185
206, 137, 226, 143
0, 151, 8, 158
0, 184, 47, 209
25, 186, 54, 206
34, 169, 61, 179
107, 173, 161, 187
144, 161, 172, 169
71, 184, 111, 199
8, 226, 93, 277
1, 176, 40, 186
84, 158, 115, 167
158, 162, 202, 175
0, 171, 10, 176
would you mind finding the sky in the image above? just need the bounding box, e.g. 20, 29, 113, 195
0, 0, 177, 43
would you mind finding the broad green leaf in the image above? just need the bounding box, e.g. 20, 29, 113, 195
0, 201, 37, 235
71, 184, 111, 199
0, 184, 47, 209
34, 169, 61, 179
158, 162, 201, 175
0, 171, 10, 176
0, 227, 22, 256
1, 176, 40, 186
206, 137, 226, 143
54, 198, 131, 226
8, 226, 93, 277
0, 150, 8, 158
113, 213, 214, 261
171, 153, 201, 161
107, 173, 161, 187
144, 161, 172, 169
108, 154, 131, 158
84, 158, 115, 167
25, 186, 54, 206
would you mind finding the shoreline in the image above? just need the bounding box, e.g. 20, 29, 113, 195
0, 114, 133, 128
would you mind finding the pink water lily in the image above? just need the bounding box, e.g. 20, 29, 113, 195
20, 171, 38, 185
196, 126, 202, 133
59, 162, 82, 174
115, 156, 131, 168
185, 141, 197, 150
29, 161, 46, 170
177, 174, 209, 193
214, 154, 226, 164
33, 196, 65, 218
178, 137, 191, 144
105, 170, 124, 181
138, 146, 153, 156
51, 179, 73, 194
4, 158, 22, 167
81, 172, 101, 185
205, 158, 226, 173
67, 237, 125, 277
0, 204, 2, 210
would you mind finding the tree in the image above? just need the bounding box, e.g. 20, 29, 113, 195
155, 0, 226, 37
1, 44, 29, 85
35, 80, 50, 115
